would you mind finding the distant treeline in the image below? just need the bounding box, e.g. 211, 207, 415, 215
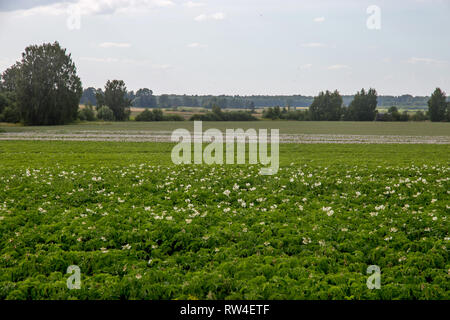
1, 42, 449, 125
81, 87, 434, 109
259, 88, 449, 122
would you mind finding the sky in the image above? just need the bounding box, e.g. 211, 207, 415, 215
0, 0, 449, 96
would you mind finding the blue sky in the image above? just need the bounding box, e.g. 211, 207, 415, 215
0, 0, 449, 96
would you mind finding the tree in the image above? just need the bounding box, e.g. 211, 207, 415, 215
309, 90, 343, 121
10, 41, 82, 125
0, 91, 20, 123
249, 101, 255, 113
387, 106, 401, 121
80, 87, 98, 106
104, 80, 131, 121
0, 63, 20, 92
447, 102, 450, 122
427, 88, 447, 122
158, 94, 171, 108
410, 110, 427, 121
95, 88, 105, 110
78, 104, 96, 121
135, 109, 164, 121
346, 88, 378, 121
134, 88, 157, 108
97, 106, 114, 121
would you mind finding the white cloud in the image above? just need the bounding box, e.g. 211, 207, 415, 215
313, 17, 325, 23
99, 42, 131, 48
184, 1, 205, 8
80, 57, 119, 63
301, 42, 326, 48
194, 12, 226, 22
406, 57, 447, 65
187, 42, 207, 48
327, 64, 350, 70
152, 64, 171, 70
80, 57, 170, 69
12, 0, 175, 17
299, 64, 312, 69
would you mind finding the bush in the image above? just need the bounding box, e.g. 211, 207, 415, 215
135, 109, 185, 121
411, 111, 428, 121
78, 105, 96, 121
163, 114, 184, 121
281, 110, 310, 121
135, 109, 158, 121
97, 106, 114, 121
0, 105, 21, 123
190, 106, 257, 121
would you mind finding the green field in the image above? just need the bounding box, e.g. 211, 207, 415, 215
0, 140, 448, 299
1, 121, 450, 136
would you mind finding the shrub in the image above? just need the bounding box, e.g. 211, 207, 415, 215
190, 106, 257, 121
135, 109, 185, 121
163, 114, 184, 121
97, 106, 114, 121
0, 105, 21, 123
78, 105, 96, 121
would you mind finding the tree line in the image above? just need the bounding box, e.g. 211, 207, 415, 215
81, 89, 434, 110
262, 88, 449, 122
1, 42, 449, 125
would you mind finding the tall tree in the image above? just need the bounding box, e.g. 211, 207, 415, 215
95, 88, 105, 110
7, 42, 82, 125
427, 88, 447, 122
0, 63, 20, 92
347, 88, 378, 121
104, 80, 131, 121
80, 87, 98, 106
134, 88, 157, 108
309, 90, 343, 121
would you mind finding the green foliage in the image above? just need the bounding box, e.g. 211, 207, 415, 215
135, 109, 184, 121
11, 41, 82, 125
0, 141, 448, 299
146, 94, 430, 109
135, 109, 162, 121
190, 106, 257, 121
0, 63, 20, 92
447, 103, 450, 122
104, 80, 131, 121
0, 92, 20, 123
428, 88, 447, 122
346, 88, 378, 121
158, 94, 172, 109
0, 92, 8, 115
262, 106, 281, 120
309, 90, 343, 121
410, 111, 428, 121
80, 87, 98, 106
96, 106, 114, 121
0, 105, 21, 123
78, 105, 96, 121
133, 88, 157, 108
95, 89, 105, 110
163, 114, 184, 121
377, 106, 410, 122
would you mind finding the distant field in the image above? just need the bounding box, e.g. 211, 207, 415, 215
1, 121, 449, 137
